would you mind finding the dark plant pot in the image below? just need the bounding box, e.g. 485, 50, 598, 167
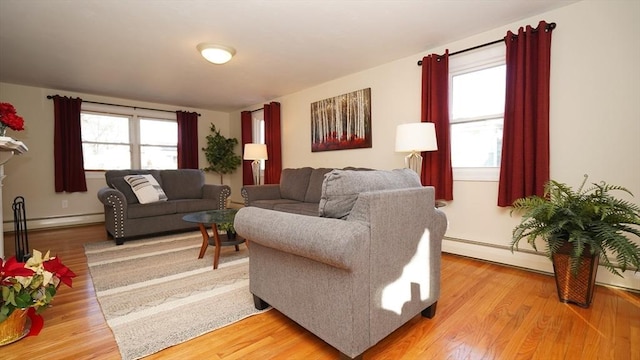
226, 231, 236, 240
551, 243, 599, 308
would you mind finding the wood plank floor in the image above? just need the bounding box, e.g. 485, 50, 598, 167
2, 224, 638, 360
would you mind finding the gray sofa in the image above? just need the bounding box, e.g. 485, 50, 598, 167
234, 169, 448, 359
241, 167, 367, 216
97, 169, 230, 245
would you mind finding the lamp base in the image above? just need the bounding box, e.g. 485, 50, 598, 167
405, 151, 423, 178
251, 160, 261, 185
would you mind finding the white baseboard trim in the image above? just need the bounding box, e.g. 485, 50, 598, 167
3, 213, 104, 232
442, 236, 640, 293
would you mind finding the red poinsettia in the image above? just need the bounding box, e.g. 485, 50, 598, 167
1, 250, 76, 323
43, 256, 76, 288
0, 257, 35, 285
0, 102, 25, 131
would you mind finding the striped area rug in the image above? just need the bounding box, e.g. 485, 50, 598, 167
84, 231, 267, 360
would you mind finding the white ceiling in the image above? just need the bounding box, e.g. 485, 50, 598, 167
0, 0, 576, 112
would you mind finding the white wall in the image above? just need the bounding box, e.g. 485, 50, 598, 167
231, 0, 640, 290
0, 82, 234, 229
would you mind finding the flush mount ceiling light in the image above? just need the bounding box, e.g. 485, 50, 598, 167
197, 43, 236, 65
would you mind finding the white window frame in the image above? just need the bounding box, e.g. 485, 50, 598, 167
449, 43, 506, 182
81, 103, 177, 171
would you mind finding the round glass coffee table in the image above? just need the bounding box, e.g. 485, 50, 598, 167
182, 209, 246, 269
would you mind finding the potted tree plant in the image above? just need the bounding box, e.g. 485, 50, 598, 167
511, 175, 640, 308
202, 123, 241, 185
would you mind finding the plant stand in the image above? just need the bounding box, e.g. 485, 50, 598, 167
552, 244, 599, 308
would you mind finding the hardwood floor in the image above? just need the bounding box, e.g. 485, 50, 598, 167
2, 224, 638, 360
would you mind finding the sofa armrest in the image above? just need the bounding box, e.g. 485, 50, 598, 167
202, 184, 231, 209
241, 185, 282, 206
97, 187, 128, 210
234, 207, 370, 270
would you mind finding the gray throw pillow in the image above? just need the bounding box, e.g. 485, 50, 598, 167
318, 168, 422, 219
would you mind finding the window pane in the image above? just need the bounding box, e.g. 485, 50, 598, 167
140, 119, 177, 145
81, 113, 129, 143
451, 119, 503, 167
141, 145, 177, 169
452, 65, 505, 120
82, 144, 131, 170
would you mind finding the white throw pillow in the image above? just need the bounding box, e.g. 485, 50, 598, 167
124, 174, 168, 204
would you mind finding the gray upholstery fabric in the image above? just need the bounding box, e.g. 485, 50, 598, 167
304, 168, 333, 203
319, 168, 422, 219
234, 173, 447, 359
98, 169, 230, 244
279, 167, 313, 201
161, 169, 204, 200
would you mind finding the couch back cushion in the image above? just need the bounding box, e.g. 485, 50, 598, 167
280, 167, 313, 201
160, 169, 204, 200
304, 168, 333, 203
319, 168, 422, 219
106, 170, 162, 204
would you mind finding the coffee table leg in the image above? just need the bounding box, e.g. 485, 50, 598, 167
212, 224, 221, 269
197, 223, 209, 259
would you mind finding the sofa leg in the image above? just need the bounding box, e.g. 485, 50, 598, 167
339, 352, 363, 360
253, 294, 270, 310
421, 301, 437, 319
115, 238, 124, 246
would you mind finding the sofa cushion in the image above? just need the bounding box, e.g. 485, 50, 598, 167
124, 174, 168, 204
304, 168, 333, 203
127, 201, 176, 219
319, 168, 422, 219
174, 199, 220, 213
161, 169, 204, 200
280, 167, 313, 201
250, 199, 300, 211
273, 202, 321, 216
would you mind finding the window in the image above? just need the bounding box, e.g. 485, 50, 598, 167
449, 44, 506, 181
81, 103, 177, 170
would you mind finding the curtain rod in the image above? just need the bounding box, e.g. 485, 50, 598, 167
46, 95, 201, 116
417, 22, 556, 66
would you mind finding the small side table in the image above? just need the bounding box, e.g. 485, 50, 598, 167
182, 209, 246, 269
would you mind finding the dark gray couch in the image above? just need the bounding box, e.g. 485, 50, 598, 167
97, 169, 230, 245
241, 167, 369, 216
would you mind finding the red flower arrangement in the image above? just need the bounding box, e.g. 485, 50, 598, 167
0, 102, 25, 134
0, 250, 76, 323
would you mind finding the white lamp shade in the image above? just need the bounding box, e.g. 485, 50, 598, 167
395, 122, 438, 152
244, 143, 268, 160
197, 43, 236, 64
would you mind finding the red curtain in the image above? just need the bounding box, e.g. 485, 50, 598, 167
264, 102, 282, 184
240, 111, 253, 185
53, 96, 87, 193
176, 111, 199, 169
498, 21, 553, 207
421, 52, 453, 200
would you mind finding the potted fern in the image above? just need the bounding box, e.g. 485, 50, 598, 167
511, 175, 640, 307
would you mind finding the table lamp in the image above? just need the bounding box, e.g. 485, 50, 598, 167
395, 122, 438, 178
243, 143, 268, 185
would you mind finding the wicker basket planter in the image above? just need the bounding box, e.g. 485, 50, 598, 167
552, 243, 599, 308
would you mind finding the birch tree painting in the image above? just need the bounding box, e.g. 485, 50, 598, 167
311, 88, 372, 152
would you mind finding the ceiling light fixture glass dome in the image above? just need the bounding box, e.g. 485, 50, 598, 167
197, 43, 236, 65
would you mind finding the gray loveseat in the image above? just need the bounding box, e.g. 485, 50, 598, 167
241, 167, 367, 216
97, 169, 230, 245
234, 169, 447, 359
